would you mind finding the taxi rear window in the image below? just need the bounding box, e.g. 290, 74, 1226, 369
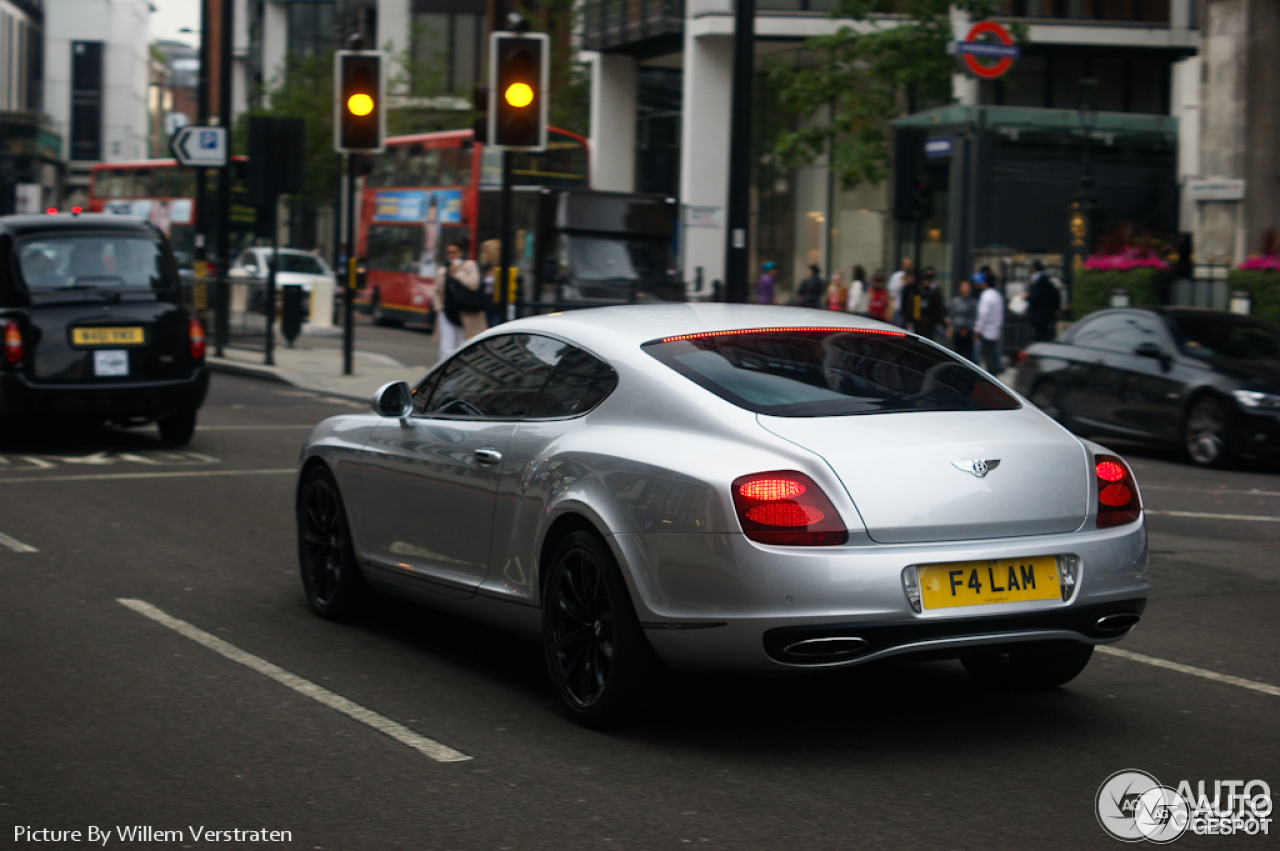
17, 234, 169, 292
643, 327, 1020, 417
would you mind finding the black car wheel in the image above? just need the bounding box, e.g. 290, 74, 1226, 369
1030, 379, 1066, 424
1184, 395, 1233, 467
298, 466, 367, 619
963, 642, 1094, 690
157, 408, 197, 446
542, 530, 655, 727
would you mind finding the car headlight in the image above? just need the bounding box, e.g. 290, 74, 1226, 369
1231, 390, 1280, 410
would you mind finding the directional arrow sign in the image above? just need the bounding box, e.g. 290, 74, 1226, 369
170, 125, 227, 168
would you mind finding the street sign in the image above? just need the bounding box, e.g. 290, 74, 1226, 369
955, 21, 1020, 80
170, 126, 228, 167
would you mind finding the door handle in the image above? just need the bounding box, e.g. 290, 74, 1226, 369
473, 448, 503, 465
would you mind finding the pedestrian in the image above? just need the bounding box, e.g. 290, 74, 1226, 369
897, 269, 918, 331
826, 270, 849, 311
866, 274, 890, 321
887, 258, 913, 326
479, 238, 502, 328
756, 261, 776, 305
846, 264, 870, 314
912, 268, 947, 341
1026, 259, 1060, 342
974, 271, 1006, 375
796, 263, 824, 308
947, 277, 978, 362
433, 239, 486, 359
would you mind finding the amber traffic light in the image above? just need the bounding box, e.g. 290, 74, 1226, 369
488, 32, 548, 150
334, 51, 384, 153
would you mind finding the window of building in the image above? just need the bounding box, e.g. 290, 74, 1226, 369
287, 1, 336, 59
411, 8, 485, 92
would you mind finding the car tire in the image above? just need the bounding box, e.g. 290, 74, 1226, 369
297, 466, 369, 620
157, 408, 197, 446
542, 530, 657, 728
962, 642, 1094, 690
1030, 379, 1067, 426
1184, 395, 1233, 467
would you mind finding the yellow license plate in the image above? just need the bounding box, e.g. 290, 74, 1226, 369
918, 556, 1060, 609
72, 327, 145, 346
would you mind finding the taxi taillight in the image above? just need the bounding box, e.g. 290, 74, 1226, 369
188, 317, 206, 362
1095, 454, 1141, 528
3, 321, 22, 365
731, 471, 848, 546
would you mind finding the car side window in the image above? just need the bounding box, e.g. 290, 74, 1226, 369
1071, 313, 1159, 354
419, 334, 568, 419
529, 346, 617, 418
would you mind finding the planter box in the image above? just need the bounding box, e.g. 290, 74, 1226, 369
1226, 269, 1280, 328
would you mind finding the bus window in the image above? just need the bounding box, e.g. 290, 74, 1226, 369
367, 225, 424, 273
440, 146, 469, 187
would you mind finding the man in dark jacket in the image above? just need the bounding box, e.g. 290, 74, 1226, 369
1026, 260, 1060, 342
796, 264, 825, 308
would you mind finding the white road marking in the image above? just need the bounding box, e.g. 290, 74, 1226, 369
1097, 646, 1280, 698
0, 531, 38, 552
0, 469, 295, 484
1145, 510, 1280, 523
117, 599, 472, 763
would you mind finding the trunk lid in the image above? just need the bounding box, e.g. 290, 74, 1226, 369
758, 409, 1089, 543
29, 297, 194, 384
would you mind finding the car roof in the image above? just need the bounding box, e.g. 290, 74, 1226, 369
0, 213, 160, 238
484, 303, 903, 354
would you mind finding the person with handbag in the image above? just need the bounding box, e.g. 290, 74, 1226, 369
433, 239, 486, 359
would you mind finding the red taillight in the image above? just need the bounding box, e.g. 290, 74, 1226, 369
1015, 350, 1028, 366
732, 471, 848, 546
188, 317, 206, 362
1095, 455, 1141, 527
4, 321, 23, 365
46, 207, 57, 215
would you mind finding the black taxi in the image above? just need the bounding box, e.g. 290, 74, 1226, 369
0, 213, 209, 445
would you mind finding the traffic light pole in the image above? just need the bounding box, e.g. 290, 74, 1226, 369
498, 150, 514, 319
723, 0, 754, 303
213, 0, 233, 357
343, 154, 356, 377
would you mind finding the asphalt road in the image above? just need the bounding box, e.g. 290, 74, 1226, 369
1, 372, 1276, 850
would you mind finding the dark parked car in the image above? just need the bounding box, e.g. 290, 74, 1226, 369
1014, 307, 1280, 466
0, 213, 209, 444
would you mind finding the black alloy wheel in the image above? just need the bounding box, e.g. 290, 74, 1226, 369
1184, 395, 1233, 467
1030, 379, 1066, 425
157, 408, 197, 446
298, 467, 367, 619
542, 530, 654, 727
962, 642, 1094, 690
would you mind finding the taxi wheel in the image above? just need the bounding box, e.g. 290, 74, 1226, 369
1184, 395, 1233, 467
157, 408, 197, 446
962, 642, 1094, 690
542, 530, 656, 728
297, 467, 368, 620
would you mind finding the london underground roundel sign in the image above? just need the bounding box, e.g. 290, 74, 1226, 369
957, 21, 1020, 80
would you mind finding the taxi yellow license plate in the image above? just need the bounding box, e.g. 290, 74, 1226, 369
918, 557, 1060, 609
72, 327, 145, 346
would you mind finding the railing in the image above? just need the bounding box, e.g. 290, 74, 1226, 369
181, 274, 338, 356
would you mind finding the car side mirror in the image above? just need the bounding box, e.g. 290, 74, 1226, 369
372, 380, 413, 418
1133, 341, 1171, 370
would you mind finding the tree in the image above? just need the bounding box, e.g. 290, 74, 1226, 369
768, 0, 1015, 190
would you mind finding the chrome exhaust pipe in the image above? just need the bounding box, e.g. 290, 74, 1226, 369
781, 636, 869, 658
1095, 612, 1141, 634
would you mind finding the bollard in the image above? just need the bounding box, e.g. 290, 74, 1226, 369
281, 284, 304, 347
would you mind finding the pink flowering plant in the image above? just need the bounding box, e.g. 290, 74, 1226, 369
1238, 230, 1280, 271
1083, 247, 1171, 271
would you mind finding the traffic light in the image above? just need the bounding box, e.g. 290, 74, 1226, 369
334, 51, 384, 154
488, 32, 548, 150
911, 177, 934, 221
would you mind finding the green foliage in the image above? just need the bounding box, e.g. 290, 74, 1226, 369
514, 0, 590, 136
1071, 268, 1171, 320
1227, 269, 1280, 329
768, 0, 1015, 189
233, 53, 340, 209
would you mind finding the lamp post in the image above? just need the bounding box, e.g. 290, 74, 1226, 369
1065, 76, 1098, 299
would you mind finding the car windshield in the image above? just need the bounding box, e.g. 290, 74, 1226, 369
568, 236, 671, 283
272, 253, 328, 275
644, 328, 1020, 416
1168, 314, 1280, 361
17, 235, 167, 292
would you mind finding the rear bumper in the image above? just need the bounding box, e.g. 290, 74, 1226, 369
0, 367, 210, 421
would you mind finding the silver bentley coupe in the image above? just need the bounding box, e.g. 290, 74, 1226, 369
296, 304, 1149, 726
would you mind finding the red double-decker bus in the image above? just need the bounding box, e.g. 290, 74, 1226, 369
88, 158, 256, 266
354, 126, 589, 326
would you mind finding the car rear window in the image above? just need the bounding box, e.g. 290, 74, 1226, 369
17, 234, 168, 292
643, 327, 1020, 416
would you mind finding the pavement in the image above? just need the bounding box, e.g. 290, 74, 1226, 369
207, 336, 430, 404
